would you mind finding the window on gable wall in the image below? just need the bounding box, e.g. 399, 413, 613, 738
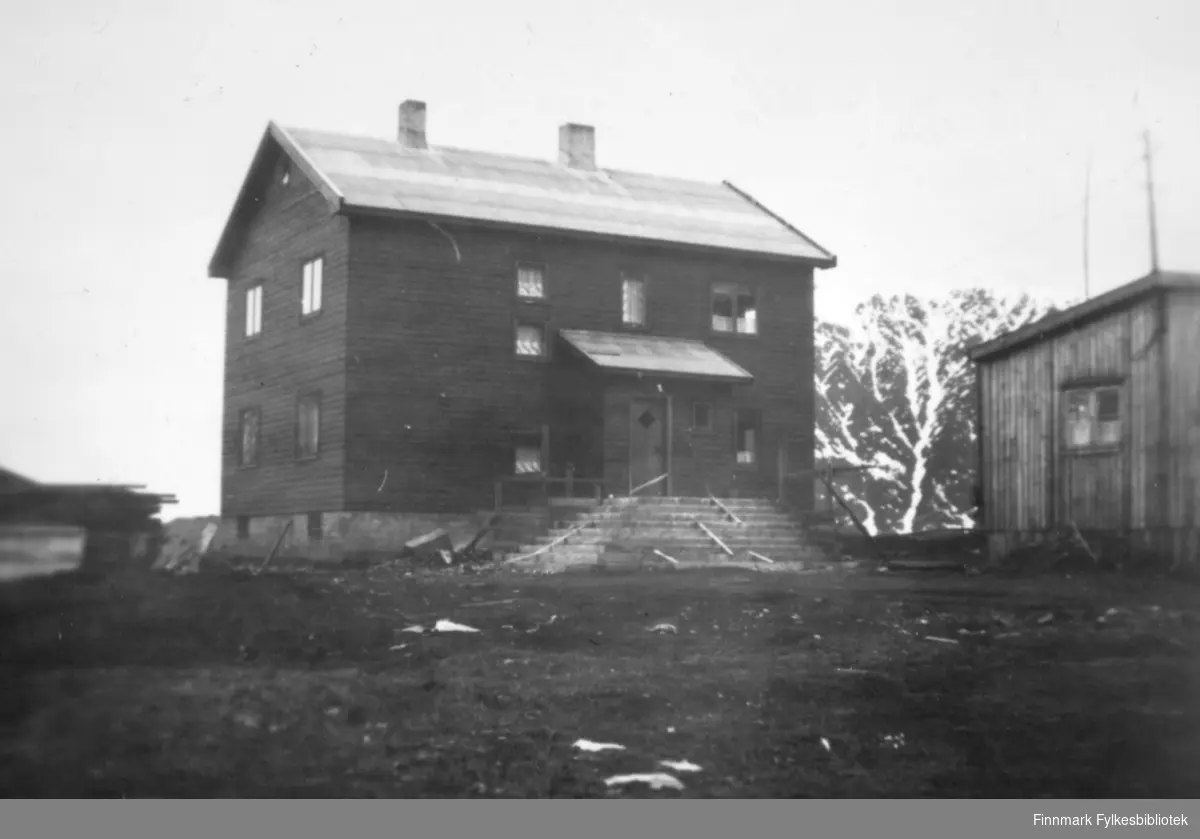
239, 408, 260, 468
1064, 386, 1121, 448
517, 264, 545, 299
245, 285, 263, 337
622, 276, 646, 327
301, 257, 323, 316
712, 283, 758, 335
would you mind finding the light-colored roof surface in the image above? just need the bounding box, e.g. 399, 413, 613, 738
969, 269, 1200, 363
275, 124, 834, 263
559, 329, 753, 382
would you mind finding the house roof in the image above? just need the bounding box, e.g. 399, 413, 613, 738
559, 329, 754, 383
968, 269, 1200, 364
208, 121, 836, 277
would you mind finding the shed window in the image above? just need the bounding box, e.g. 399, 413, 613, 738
517, 264, 545, 299
1064, 387, 1121, 448
297, 394, 321, 459
515, 446, 542, 475
622, 276, 646, 327
712, 283, 758, 335
692, 402, 713, 432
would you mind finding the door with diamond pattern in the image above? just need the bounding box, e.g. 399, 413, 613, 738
629, 398, 667, 495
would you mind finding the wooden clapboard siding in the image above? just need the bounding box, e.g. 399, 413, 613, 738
220, 154, 349, 517
1165, 289, 1200, 535
342, 216, 816, 514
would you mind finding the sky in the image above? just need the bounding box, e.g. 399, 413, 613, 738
2, 0, 1199, 517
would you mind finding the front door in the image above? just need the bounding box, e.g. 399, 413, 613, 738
629, 398, 668, 495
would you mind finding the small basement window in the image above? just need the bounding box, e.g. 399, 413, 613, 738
301, 257, 323, 316
1065, 386, 1121, 448
236, 516, 250, 540
238, 408, 260, 468
517, 264, 545, 300
296, 393, 321, 459
307, 512, 323, 543
515, 323, 546, 358
712, 283, 757, 335
734, 409, 761, 465
622, 276, 646, 327
692, 402, 713, 432
245, 284, 263, 337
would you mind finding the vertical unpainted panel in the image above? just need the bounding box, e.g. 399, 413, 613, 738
1127, 297, 1162, 530
1167, 290, 1200, 536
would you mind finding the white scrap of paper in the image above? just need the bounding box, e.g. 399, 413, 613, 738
400, 625, 425, 634
659, 759, 702, 773
434, 619, 480, 633
604, 773, 684, 791
573, 739, 626, 753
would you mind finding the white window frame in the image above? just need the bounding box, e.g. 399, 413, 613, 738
1064, 386, 1121, 449
245, 284, 263, 337
514, 445, 543, 475
622, 276, 647, 327
301, 257, 324, 316
734, 409, 760, 465
712, 282, 758, 335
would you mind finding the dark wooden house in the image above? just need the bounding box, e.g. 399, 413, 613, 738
207, 100, 836, 557
969, 269, 1200, 569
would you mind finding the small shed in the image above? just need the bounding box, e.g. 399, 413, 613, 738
968, 269, 1200, 569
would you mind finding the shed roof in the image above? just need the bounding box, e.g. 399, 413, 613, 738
208, 121, 836, 277
559, 329, 754, 383
968, 270, 1200, 364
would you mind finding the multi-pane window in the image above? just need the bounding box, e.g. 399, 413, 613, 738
514, 445, 542, 475
734, 409, 761, 465
1065, 387, 1121, 448
296, 394, 321, 459
301, 257, 323, 316
622, 276, 646, 327
712, 283, 758, 335
692, 402, 713, 432
239, 408, 260, 468
245, 285, 263, 337
515, 323, 545, 358
517, 264, 545, 300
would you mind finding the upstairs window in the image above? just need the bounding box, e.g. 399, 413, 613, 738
622, 276, 647, 327
238, 408, 260, 468
515, 322, 546, 358
734, 409, 761, 466
245, 284, 263, 337
517, 264, 545, 300
296, 393, 321, 459
712, 282, 758, 335
301, 257, 323, 316
1065, 387, 1121, 448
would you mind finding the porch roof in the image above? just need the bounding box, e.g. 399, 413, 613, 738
558, 329, 754, 383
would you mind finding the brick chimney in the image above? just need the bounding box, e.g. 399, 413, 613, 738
558, 123, 596, 170
398, 100, 427, 149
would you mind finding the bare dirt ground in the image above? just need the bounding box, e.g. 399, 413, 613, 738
1, 563, 1198, 798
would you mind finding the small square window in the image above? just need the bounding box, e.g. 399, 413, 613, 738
712, 283, 758, 335
236, 516, 250, 540
238, 408, 260, 468
307, 512, 323, 543
622, 276, 646, 327
517, 264, 545, 299
692, 402, 713, 432
245, 285, 263, 337
515, 323, 545, 358
302, 257, 323, 316
515, 446, 542, 475
297, 394, 321, 459
1065, 386, 1120, 448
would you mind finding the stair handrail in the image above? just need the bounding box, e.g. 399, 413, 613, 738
503, 517, 595, 564
707, 493, 745, 526
629, 472, 668, 496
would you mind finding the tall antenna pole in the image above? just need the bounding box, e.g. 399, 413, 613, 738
1143, 129, 1160, 273
1083, 152, 1092, 299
